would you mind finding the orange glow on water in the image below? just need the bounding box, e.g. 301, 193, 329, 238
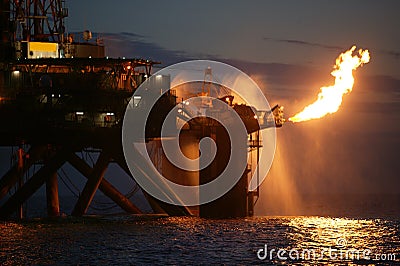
289, 46, 370, 123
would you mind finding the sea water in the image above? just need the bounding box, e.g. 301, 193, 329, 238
1, 215, 398, 265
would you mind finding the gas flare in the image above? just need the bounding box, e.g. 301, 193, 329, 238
289, 46, 370, 123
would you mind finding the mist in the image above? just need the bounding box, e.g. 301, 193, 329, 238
254, 65, 400, 217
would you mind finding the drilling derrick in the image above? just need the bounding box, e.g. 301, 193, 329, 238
11, 0, 67, 42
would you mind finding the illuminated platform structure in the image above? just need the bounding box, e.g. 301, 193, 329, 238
0, 1, 284, 219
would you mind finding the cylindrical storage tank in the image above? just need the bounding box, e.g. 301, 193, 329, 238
146, 131, 200, 213
199, 124, 249, 218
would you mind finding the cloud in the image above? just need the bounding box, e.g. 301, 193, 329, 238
360, 75, 400, 95
96, 32, 400, 109
98, 33, 400, 108
381, 49, 400, 59
221, 59, 326, 87
119, 32, 146, 39
264, 37, 400, 60
101, 32, 192, 66
264, 37, 343, 51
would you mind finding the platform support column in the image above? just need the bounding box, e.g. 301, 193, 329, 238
68, 153, 142, 214
0, 148, 68, 219
46, 172, 60, 217
0, 145, 47, 201
71, 150, 110, 216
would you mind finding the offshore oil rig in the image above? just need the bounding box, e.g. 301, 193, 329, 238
0, 0, 284, 220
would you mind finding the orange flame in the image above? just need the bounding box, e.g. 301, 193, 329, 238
289, 46, 370, 123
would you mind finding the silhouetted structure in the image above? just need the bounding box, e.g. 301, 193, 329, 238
0, 1, 284, 220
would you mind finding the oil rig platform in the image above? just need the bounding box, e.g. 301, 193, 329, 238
0, 0, 284, 220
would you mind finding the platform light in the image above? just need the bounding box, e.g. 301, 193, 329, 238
12, 70, 20, 76
177, 108, 183, 113
133, 96, 142, 107
76, 111, 84, 115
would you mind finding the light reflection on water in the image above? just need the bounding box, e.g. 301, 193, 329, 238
0, 216, 398, 265
284, 217, 398, 263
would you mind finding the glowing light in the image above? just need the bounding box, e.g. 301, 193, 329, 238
133, 96, 142, 107
289, 46, 370, 123
106, 112, 114, 116
75, 111, 84, 115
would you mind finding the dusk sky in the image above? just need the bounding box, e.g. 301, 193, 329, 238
1, 1, 398, 215
67, 0, 399, 214
67, 0, 400, 78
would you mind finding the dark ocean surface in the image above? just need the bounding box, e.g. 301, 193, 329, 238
1, 214, 399, 265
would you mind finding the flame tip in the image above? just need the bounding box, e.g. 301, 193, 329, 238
290, 45, 371, 123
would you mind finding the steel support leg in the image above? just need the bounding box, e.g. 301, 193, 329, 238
46, 172, 60, 217
17, 173, 23, 220
0, 145, 47, 201
0, 148, 68, 219
114, 156, 191, 216
68, 153, 141, 214
71, 150, 110, 216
